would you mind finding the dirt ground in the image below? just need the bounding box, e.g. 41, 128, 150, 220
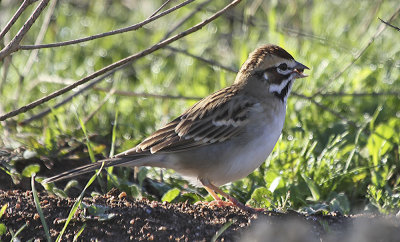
1, 148, 400, 241
1, 187, 400, 241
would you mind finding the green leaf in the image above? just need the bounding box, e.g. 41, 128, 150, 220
0, 223, 6, 236
161, 188, 180, 202
64, 180, 78, 192
0, 204, 7, 219
181, 192, 203, 203
129, 184, 142, 198
21, 164, 40, 177
247, 187, 272, 209
53, 188, 68, 198
301, 174, 320, 201
329, 193, 350, 214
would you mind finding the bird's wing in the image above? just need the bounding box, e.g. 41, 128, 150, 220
116, 85, 260, 157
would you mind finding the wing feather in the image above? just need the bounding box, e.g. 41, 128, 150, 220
117, 84, 260, 156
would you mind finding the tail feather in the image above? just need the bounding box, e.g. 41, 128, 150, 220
42, 156, 147, 184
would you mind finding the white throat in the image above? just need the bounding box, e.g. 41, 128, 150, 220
267, 75, 295, 103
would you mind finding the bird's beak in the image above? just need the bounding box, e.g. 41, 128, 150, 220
292, 61, 309, 79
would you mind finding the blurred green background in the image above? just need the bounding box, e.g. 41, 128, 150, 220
0, 0, 399, 215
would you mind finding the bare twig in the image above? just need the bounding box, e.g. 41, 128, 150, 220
22, 0, 58, 76
19, 71, 115, 126
379, 17, 400, 32
0, 0, 242, 121
81, 89, 116, 127
314, 5, 400, 95
147, 0, 174, 19
163, 0, 212, 40
18, 0, 195, 51
0, 0, 37, 41
93, 87, 202, 101
166, 46, 238, 73
20, 0, 182, 123
314, 91, 400, 97
292, 93, 359, 128
358, 0, 383, 36
0, 0, 50, 61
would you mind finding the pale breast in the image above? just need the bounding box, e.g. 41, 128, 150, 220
161, 101, 286, 187
205, 103, 286, 186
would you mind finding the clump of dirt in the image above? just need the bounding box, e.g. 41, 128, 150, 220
2, 188, 400, 241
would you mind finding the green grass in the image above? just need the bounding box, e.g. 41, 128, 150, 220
1, 0, 399, 215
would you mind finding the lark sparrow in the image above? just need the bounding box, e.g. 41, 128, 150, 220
43, 44, 308, 211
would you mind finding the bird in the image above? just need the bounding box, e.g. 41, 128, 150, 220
43, 44, 309, 211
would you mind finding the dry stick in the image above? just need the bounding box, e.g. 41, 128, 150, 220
19, 0, 187, 124
0, 0, 242, 122
22, 0, 217, 124
22, 0, 58, 76
165, 46, 399, 99
19, 71, 114, 125
314, 91, 400, 97
314, 5, 400, 95
162, 0, 213, 40
19, 0, 195, 51
292, 93, 359, 128
358, 0, 383, 36
93, 87, 202, 101
20, 0, 213, 124
166, 46, 238, 73
22, 47, 235, 124
15, 0, 57, 108
222, 9, 354, 54
379, 17, 400, 32
0, 0, 37, 41
80, 88, 116, 128
0, 0, 49, 61
147, 0, 174, 19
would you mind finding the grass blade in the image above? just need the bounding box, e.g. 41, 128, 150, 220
31, 174, 52, 242
73, 223, 86, 242
56, 161, 105, 242
211, 218, 237, 242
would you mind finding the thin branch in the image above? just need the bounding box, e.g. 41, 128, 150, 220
314, 5, 400, 95
0, 0, 50, 61
19, 71, 115, 126
292, 93, 359, 128
18, 0, 195, 51
22, 0, 58, 76
19, 0, 182, 123
93, 87, 202, 101
0, 0, 37, 41
166, 46, 238, 73
163, 0, 212, 40
378, 17, 400, 32
81, 89, 116, 128
0, 0, 242, 121
314, 91, 400, 97
147, 0, 174, 19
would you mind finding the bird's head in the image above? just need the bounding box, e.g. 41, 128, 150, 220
236, 44, 309, 102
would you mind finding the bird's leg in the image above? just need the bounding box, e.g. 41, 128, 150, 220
204, 186, 222, 201
200, 178, 257, 212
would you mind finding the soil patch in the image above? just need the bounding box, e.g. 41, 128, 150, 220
2, 189, 400, 241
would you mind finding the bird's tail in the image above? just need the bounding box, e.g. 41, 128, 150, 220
42, 155, 148, 184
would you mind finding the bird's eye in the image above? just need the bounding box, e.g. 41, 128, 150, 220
277, 63, 288, 71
